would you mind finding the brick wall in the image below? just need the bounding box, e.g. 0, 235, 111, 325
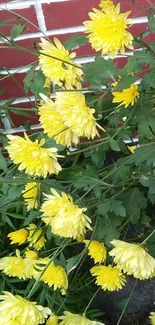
0, 0, 154, 133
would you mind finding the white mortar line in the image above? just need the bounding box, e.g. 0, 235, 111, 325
0, 15, 149, 43
0, 26, 85, 43
0, 0, 70, 10
0, 79, 141, 106
34, 0, 47, 32
132, 16, 148, 24
0, 123, 42, 134
0, 49, 144, 76
0, 121, 139, 147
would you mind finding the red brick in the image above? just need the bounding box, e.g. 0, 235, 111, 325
0, 72, 33, 100
0, 7, 38, 36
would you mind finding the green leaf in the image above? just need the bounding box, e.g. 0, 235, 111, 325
97, 200, 126, 217
121, 49, 154, 77
94, 213, 122, 244
134, 49, 155, 67
84, 57, 117, 84
127, 143, 155, 167
115, 75, 137, 91
0, 151, 8, 172
59, 252, 66, 268
142, 69, 155, 89
0, 19, 17, 27
91, 146, 106, 168
7, 213, 25, 220
11, 22, 26, 40
64, 34, 88, 50
139, 175, 155, 204
29, 70, 47, 99
148, 9, 155, 33
66, 255, 80, 273
7, 185, 23, 200
139, 31, 150, 39
42, 136, 65, 151
109, 139, 120, 152
140, 213, 151, 225
119, 188, 146, 224
5, 215, 16, 230
118, 57, 141, 76
23, 210, 39, 227
24, 64, 38, 93
59, 165, 100, 192
138, 116, 155, 138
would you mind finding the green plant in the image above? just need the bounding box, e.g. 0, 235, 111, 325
0, 1, 155, 325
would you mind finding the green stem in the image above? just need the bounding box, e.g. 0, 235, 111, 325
68, 137, 110, 155
141, 228, 155, 245
117, 280, 137, 325
4, 67, 34, 107
57, 216, 98, 314
75, 154, 134, 203
135, 37, 155, 56
26, 239, 69, 299
0, 60, 38, 81
83, 287, 100, 315
8, 43, 81, 69
2, 106, 37, 112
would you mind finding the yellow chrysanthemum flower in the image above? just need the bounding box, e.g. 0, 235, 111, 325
23, 182, 40, 211
0, 250, 38, 280
7, 228, 28, 245
90, 264, 126, 291
112, 84, 139, 108
25, 249, 38, 260
99, 0, 114, 11
41, 188, 92, 241
6, 133, 62, 178
59, 311, 105, 325
55, 92, 101, 139
84, 240, 107, 264
39, 38, 83, 89
0, 255, 27, 279
34, 258, 68, 295
27, 224, 46, 251
0, 291, 51, 325
38, 94, 79, 147
46, 314, 58, 325
109, 239, 155, 280
84, 3, 133, 57
127, 145, 137, 154
149, 312, 155, 325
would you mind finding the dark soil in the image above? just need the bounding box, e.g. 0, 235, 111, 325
94, 276, 155, 324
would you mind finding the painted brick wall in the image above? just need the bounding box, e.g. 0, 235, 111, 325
0, 0, 154, 133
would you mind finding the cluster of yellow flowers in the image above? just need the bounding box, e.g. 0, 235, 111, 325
8, 223, 46, 250
0, 291, 106, 325
38, 92, 100, 147
39, 37, 83, 89
41, 188, 92, 240
6, 134, 63, 178
5, 1, 140, 182
85, 240, 125, 292
0, 242, 68, 294
83, 238, 155, 293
